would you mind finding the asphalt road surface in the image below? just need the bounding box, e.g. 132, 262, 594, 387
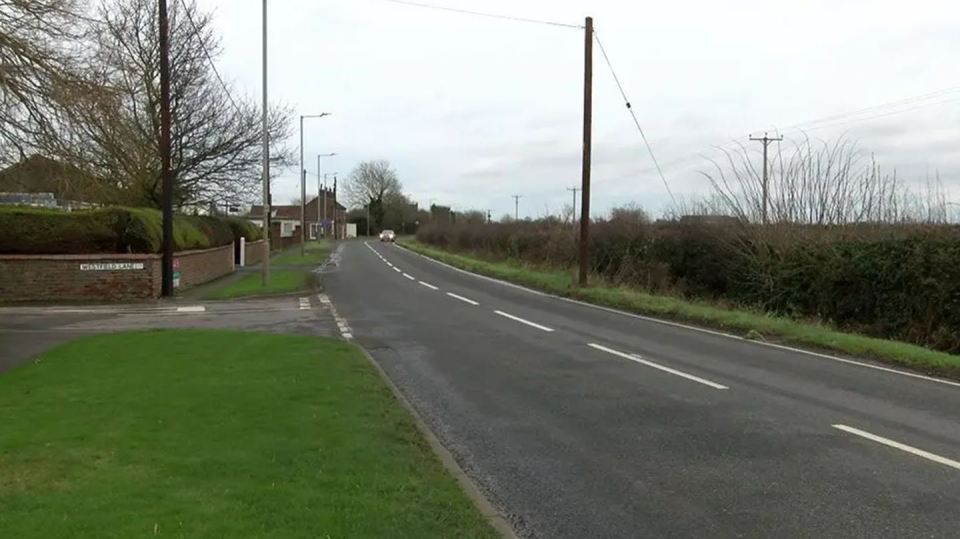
324, 240, 960, 538
0, 295, 337, 373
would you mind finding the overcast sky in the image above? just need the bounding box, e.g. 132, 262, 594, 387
197, 0, 960, 218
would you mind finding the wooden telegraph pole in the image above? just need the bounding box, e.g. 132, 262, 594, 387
578, 16, 593, 287
158, 0, 174, 297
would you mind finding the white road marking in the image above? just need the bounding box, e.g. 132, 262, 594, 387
393, 267, 402, 273
398, 244, 960, 389
446, 292, 479, 306
386, 262, 394, 268
588, 343, 729, 390
298, 297, 311, 310
319, 293, 353, 340
403, 273, 416, 281
493, 310, 554, 332
833, 424, 960, 471
419, 281, 439, 290
176, 306, 206, 313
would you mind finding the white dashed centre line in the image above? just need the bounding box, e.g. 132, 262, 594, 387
446, 292, 479, 306
833, 424, 960, 471
419, 281, 439, 290
493, 310, 554, 332
588, 343, 729, 390
393, 267, 402, 273
403, 273, 416, 281
176, 306, 206, 313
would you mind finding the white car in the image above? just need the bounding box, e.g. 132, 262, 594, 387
379, 229, 396, 242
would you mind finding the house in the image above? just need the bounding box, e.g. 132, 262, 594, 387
0, 155, 98, 210
247, 188, 347, 242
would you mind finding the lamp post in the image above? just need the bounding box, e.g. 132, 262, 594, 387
299, 113, 330, 255
317, 153, 336, 238
261, 0, 270, 285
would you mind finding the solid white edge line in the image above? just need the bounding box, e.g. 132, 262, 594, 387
588, 343, 729, 390
832, 424, 960, 471
493, 310, 554, 332
403, 273, 416, 280
397, 244, 960, 389
419, 281, 439, 290
446, 292, 479, 306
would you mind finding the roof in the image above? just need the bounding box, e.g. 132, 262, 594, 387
0, 155, 96, 202
248, 196, 346, 220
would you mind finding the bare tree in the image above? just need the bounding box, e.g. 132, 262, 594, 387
43, 0, 292, 208
0, 0, 87, 162
342, 160, 402, 230
698, 135, 948, 225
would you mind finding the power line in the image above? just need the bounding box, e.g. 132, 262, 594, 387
179, 0, 242, 116
373, 0, 582, 29
593, 31, 677, 206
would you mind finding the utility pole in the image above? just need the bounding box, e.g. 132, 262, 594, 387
566, 187, 580, 226
261, 0, 270, 285
366, 201, 371, 237
317, 155, 327, 236
749, 132, 782, 225
158, 0, 174, 297
333, 174, 338, 239
299, 114, 330, 254
578, 16, 593, 287
512, 194, 522, 221
487, 209, 492, 223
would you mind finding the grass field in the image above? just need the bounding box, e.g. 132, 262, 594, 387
400, 240, 960, 379
0, 330, 496, 538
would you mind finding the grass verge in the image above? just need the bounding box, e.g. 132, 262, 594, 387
0, 330, 497, 538
202, 269, 309, 300
272, 240, 333, 266
400, 240, 960, 380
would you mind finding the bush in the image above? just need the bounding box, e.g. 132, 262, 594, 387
0, 206, 246, 255
222, 217, 264, 242
416, 220, 960, 354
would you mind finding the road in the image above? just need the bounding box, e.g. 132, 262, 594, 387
324, 240, 960, 538
0, 295, 337, 373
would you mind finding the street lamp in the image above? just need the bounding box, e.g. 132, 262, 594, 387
261, 0, 270, 285
317, 153, 336, 238
300, 113, 330, 255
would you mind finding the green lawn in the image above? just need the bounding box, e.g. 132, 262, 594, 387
272, 241, 333, 266
0, 331, 496, 539
400, 240, 960, 380
202, 270, 309, 300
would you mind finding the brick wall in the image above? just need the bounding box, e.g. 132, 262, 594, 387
172, 245, 234, 290
0, 253, 158, 302
0, 244, 235, 303
245, 240, 266, 266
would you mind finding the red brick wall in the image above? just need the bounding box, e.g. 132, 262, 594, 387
245, 240, 266, 266
172, 245, 234, 291
0, 244, 235, 303
0, 253, 158, 302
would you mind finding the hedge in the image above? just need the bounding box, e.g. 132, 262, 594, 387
0, 206, 261, 255
417, 220, 960, 354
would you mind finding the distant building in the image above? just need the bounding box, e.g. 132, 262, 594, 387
0, 155, 99, 210
247, 190, 347, 240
